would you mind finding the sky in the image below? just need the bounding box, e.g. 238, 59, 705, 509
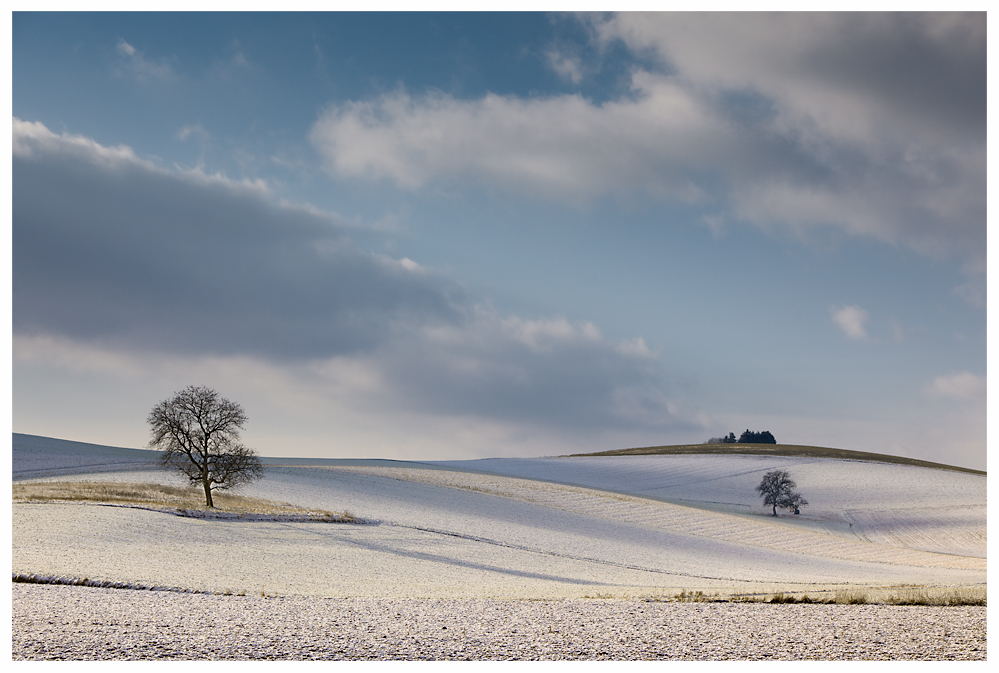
10, 11, 988, 469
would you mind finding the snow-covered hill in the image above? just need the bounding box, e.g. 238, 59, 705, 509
11, 434, 986, 599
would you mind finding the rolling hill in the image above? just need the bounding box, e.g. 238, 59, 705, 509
11, 433, 986, 600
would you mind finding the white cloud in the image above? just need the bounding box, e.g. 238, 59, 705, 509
13, 117, 149, 168
309, 13, 984, 269
114, 38, 176, 82
13, 117, 267, 198
309, 77, 718, 200
502, 315, 602, 353
925, 372, 986, 402
830, 305, 868, 340
115, 39, 136, 57
177, 123, 210, 142
546, 48, 584, 84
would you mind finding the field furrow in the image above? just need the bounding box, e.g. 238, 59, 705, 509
332, 466, 985, 570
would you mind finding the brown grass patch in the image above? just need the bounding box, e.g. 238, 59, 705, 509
12, 481, 356, 522
723, 586, 986, 606
563, 443, 985, 475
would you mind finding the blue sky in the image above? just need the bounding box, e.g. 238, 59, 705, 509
11, 12, 987, 469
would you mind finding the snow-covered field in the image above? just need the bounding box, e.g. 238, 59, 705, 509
12, 584, 987, 660
12, 433, 986, 599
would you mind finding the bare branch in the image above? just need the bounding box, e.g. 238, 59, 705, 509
148, 385, 263, 507
755, 469, 807, 517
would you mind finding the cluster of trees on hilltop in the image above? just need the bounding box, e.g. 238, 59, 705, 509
706, 430, 777, 444
739, 430, 776, 444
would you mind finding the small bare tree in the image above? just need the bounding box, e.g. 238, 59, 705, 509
147, 385, 263, 507
756, 469, 807, 516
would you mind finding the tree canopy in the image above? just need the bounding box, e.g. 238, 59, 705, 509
147, 385, 263, 507
707, 430, 773, 444
739, 430, 776, 444
755, 469, 807, 516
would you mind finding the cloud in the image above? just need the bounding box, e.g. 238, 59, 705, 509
207, 39, 258, 81
116, 38, 136, 57
176, 123, 210, 142
13, 118, 459, 361
369, 310, 676, 430
546, 48, 584, 84
925, 372, 986, 402
114, 38, 176, 82
830, 305, 868, 340
590, 12, 985, 268
12, 119, 690, 436
309, 77, 719, 200
953, 277, 986, 308
309, 12, 984, 269
13, 117, 151, 168
589, 13, 984, 147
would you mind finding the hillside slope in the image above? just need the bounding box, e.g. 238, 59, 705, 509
11, 434, 986, 599
564, 442, 985, 475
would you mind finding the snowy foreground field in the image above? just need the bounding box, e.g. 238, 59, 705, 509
11, 433, 987, 660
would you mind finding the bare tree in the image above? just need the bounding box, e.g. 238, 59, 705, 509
755, 469, 808, 516
147, 385, 263, 507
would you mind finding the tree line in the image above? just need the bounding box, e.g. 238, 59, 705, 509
706, 430, 777, 444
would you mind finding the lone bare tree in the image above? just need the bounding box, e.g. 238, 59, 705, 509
147, 385, 263, 508
755, 469, 807, 516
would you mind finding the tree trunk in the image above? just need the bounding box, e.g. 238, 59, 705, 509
203, 479, 214, 508
772, 503, 777, 516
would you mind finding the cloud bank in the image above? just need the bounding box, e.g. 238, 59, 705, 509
12, 119, 689, 439
310, 12, 984, 270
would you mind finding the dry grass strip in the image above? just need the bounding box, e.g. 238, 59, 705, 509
666, 586, 987, 606
12, 481, 357, 522
568, 443, 985, 476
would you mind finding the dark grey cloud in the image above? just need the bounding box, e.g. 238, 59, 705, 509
594, 12, 985, 143
13, 120, 462, 360
595, 13, 986, 267
798, 13, 985, 142
375, 314, 679, 431
13, 120, 687, 433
